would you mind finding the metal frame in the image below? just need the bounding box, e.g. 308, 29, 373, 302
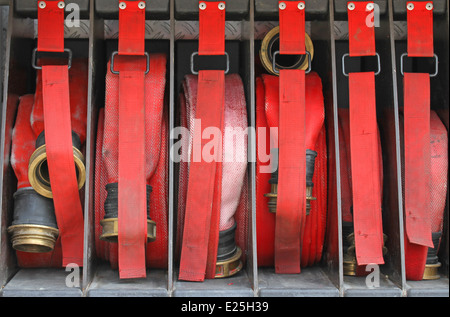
0, 0, 448, 297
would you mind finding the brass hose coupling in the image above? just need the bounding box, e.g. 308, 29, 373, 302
7, 187, 59, 253
260, 25, 314, 75
99, 182, 156, 243
264, 149, 317, 215
423, 232, 442, 280
214, 223, 243, 278
28, 131, 86, 199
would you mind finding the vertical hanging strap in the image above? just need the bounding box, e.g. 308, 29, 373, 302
346, 1, 384, 265
403, 1, 434, 248
274, 0, 306, 274
179, 1, 226, 281
116, 0, 148, 278
37, 0, 84, 267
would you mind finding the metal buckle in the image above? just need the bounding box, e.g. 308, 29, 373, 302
32, 48, 73, 70
342, 52, 381, 76
110, 51, 150, 75
400, 53, 439, 77
272, 50, 312, 74
190, 52, 230, 75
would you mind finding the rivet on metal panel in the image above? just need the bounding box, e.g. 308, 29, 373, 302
57, 1, 65, 9
279, 2, 286, 10
199, 2, 206, 10
39, 1, 46, 9
138, 1, 146, 9
218, 2, 225, 10
407, 2, 414, 10
298, 2, 305, 10
348, 2, 355, 10
119, 2, 126, 10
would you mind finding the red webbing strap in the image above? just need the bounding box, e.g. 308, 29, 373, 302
407, 1, 433, 57
347, 1, 384, 265
347, 1, 375, 57
349, 72, 384, 264
38, 0, 84, 266
116, 0, 147, 279
403, 1, 434, 248
179, 1, 225, 281
279, 0, 305, 54
37, 0, 64, 52
274, 0, 306, 273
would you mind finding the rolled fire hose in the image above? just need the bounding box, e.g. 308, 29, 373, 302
401, 1, 447, 281
95, 54, 169, 272
8, 94, 62, 267
177, 73, 248, 279
8, 58, 88, 267
255, 24, 328, 269
402, 111, 448, 280
255, 74, 327, 269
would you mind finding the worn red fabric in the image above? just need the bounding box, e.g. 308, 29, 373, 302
177, 74, 248, 280
37, 0, 64, 52
178, 1, 228, 282
278, 0, 305, 55
41, 65, 85, 266
106, 0, 149, 279
11, 95, 62, 268
347, 1, 376, 56
118, 0, 145, 55
23, 58, 88, 267
270, 0, 310, 274
346, 1, 384, 266
275, 69, 306, 273
255, 72, 327, 269
12, 95, 36, 191
402, 111, 447, 280
31, 59, 88, 144
403, 73, 433, 248
406, 1, 433, 57
338, 108, 383, 275
96, 54, 168, 273
403, 0, 438, 280
35, 0, 86, 266
348, 72, 384, 265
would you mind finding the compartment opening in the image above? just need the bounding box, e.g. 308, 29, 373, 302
0, 5, 90, 295
86, 13, 172, 295
253, 4, 341, 295
392, 1, 449, 294
171, 8, 254, 295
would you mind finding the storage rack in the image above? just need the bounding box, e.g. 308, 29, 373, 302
0, 0, 448, 297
